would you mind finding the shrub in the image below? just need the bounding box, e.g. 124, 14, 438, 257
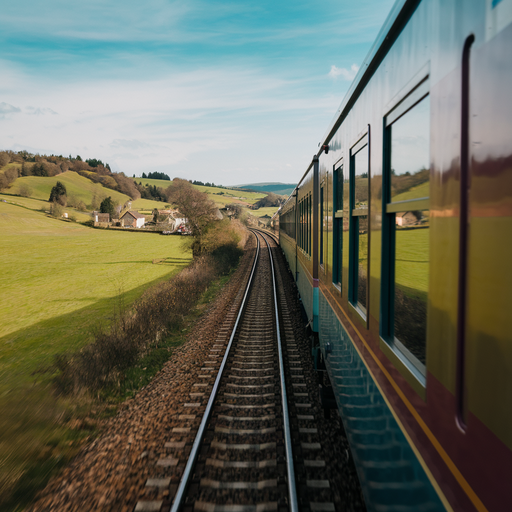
19, 183, 33, 197
50, 201, 64, 218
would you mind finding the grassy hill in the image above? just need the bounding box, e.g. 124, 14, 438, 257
134, 178, 266, 208
236, 182, 296, 196
0, 194, 92, 222
392, 181, 430, 203
7, 171, 129, 208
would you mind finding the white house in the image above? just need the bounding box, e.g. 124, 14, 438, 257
120, 210, 146, 228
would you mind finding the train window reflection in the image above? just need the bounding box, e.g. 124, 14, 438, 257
390, 96, 430, 202
358, 215, 368, 312
394, 211, 429, 369
355, 150, 369, 208
383, 91, 430, 383
350, 139, 369, 317
333, 165, 343, 288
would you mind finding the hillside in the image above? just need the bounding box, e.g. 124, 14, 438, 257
134, 178, 266, 208
8, 171, 130, 208
236, 182, 296, 196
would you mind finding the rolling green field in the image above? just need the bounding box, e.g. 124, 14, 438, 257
250, 206, 279, 218
0, 201, 192, 508
395, 227, 429, 299
0, 193, 92, 222
134, 178, 266, 207
7, 170, 130, 207
0, 201, 191, 383
392, 181, 430, 203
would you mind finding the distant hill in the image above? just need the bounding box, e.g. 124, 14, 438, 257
236, 182, 296, 196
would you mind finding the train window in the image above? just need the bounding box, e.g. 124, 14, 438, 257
307, 193, 311, 256
349, 136, 369, 317
333, 162, 344, 289
281, 204, 295, 240
382, 90, 430, 384
320, 185, 324, 266
297, 195, 311, 256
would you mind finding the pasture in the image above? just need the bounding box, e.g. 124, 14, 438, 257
134, 177, 266, 207
0, 201, 192, 508
7, 170, 130, 208
250, 206, 279, 218
0, 201, 191, 384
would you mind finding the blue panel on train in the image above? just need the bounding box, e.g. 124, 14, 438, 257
319, 292, 445, 512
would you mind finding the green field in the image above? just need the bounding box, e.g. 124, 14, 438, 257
0, 201, 192, 508
134, 178, 266, 207
0, 201, 191, 382
7, 170, 130, 207
0, 193, 92, 222
250, 206, 279, 218
392, 181, 430, 203
395, 227, 429, 299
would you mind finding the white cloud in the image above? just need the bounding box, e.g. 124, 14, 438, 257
0, 102, 21, 115
328, 64, 359, 81
25, 106, 58, 115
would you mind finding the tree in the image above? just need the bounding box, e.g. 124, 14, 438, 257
0, 152, 10, 167
49, 181, 67, 205
100, 196, 116, 217
32, 163, 48, 177
165, 178, 219, 256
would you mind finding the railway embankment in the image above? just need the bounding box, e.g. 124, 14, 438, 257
27, 232, 365, 512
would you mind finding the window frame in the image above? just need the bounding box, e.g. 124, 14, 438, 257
332, 159, 344, 291
349, 133, 370, 321
380, 76, 431, 390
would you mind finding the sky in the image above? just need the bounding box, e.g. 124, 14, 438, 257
0, 0, 396, 186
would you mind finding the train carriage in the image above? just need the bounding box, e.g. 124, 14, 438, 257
279, 0, 512, 511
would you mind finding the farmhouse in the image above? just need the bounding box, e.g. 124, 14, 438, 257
396, 211, 421, 227
120, 210, 146, 228
93, 212, 110, 226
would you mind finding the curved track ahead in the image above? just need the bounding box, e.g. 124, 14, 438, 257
167, 229, 297, 512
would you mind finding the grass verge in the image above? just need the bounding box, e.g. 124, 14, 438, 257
0, 245, 242, 512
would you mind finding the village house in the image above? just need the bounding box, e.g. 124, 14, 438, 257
92, 212, 110, 226
120, 210, 146, 228
396, 211, 421, 227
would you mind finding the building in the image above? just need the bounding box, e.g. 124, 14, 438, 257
120, 210, 146, 228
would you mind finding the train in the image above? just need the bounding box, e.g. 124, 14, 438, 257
273, 0, 512, 511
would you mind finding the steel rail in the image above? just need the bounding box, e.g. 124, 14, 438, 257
262, 232, 299, 512
170, 233, 261, 512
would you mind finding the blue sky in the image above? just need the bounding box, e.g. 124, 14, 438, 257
0, 0, 395, 185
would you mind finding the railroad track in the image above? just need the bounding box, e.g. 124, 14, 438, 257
134, 230, 343, 512
168, 229, 296, 512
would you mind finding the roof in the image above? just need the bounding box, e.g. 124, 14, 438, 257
121, 211, 145, 219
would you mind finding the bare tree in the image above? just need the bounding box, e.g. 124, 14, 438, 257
165, 178, 218, 256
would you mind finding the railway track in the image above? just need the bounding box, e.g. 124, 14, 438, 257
168, 229, 296, 512
134, 229, 343, 512
28, 229, 362, 512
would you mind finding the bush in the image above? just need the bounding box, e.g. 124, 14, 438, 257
19, 183, 33, 198
50, 201, 64, 218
